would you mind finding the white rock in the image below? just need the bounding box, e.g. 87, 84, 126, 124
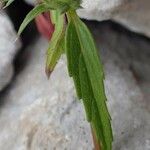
0, 27, 149, 150
112, 0, 150, 37
78, 0, 150, 37
0, 12, 21, 91
78, 0, 123, 20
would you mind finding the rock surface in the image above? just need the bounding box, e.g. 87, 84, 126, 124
112, 0, 150, 37
0, 12, 21, 91
0, 37, 93, 150
0, 22, 150, 150
78, 0, 150, 37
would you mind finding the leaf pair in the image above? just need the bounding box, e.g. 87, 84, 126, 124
65, 11, 113, 150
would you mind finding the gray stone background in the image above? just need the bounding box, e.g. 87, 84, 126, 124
0, 0, 150, 150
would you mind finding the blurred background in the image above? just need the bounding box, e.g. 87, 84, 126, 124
0, 0, 150, 149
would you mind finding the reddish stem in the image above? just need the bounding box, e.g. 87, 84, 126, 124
35, 12, 54, 40
91, 127, 101, 150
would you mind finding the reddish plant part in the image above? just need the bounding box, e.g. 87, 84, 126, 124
91, 128, 101, 150
35, 12, 54, 40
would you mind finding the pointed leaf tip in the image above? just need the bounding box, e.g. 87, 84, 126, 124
45, 67, 53, 79
18, 4, 49, 35
3, 0, 14, 9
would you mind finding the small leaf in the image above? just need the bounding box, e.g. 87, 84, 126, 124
18, 3, 49, 35
3, 0, 14, 8
45, 40, 64, 77
45, 11, 65, 78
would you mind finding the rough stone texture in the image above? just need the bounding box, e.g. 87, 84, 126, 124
0, 38, 93, 150
91, 22, 150, 150
0, 22, 150, 149
0, 12, 21, 91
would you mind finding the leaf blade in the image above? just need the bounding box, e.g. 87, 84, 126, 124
3, 0, 14, 8
18, 4, 49, 35
76, 19, 113, 150
66, 11, 113, 150
65, 21, 82, 99
79, 54, 93, 121
45, 11, 65, 77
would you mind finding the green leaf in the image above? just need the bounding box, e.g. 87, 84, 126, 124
79, 54, 93, 121
45, 11, 65, 78
66, 11, 113, 150
76, 20, 113, 150
65, 21, 82, 99
91, 99, 107, 149
18, 3, 49, 35
3, 0, 14, 8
